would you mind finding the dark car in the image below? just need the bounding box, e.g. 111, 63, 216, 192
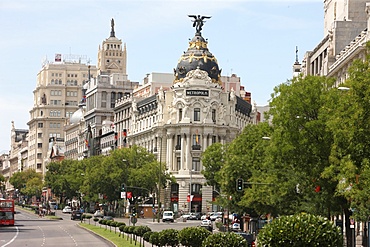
71, 210, 82, 220
233, 232, 255, 247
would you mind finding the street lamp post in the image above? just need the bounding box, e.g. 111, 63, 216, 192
189, 169, 194, 213
157, 136, 162, 223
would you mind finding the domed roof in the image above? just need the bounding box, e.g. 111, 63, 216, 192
70, 108, 84, 124
174, 16, 221, 84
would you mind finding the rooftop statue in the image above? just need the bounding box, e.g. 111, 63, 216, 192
188, 15, 211, 34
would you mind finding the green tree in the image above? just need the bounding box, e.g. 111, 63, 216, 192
218, 122, 273, 215
202, 232, 247, 247
22, 176, 43, 198
260, 75, 342, 217
0, 174, 6, 192
178, 226, 211, 247
9, 169, 43, 197
159, 229, 179, 247
322, 42, 370, 245
201, 142, 225, 193
257, 213, 342, 247
45, 160, 82, 202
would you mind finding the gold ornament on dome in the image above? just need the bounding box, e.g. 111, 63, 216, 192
178, 54, 217, 63
189, 40, 208, 49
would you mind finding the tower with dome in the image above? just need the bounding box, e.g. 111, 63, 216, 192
120, 15, 254, 214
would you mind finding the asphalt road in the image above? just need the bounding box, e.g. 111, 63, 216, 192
0, 208, 114, 247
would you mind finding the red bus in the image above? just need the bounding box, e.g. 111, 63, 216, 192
0, 199, 15, 226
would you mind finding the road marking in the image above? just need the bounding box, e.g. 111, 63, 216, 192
59, 226, 78, 246
38, 226, 46, 246
1, 226, 19, 247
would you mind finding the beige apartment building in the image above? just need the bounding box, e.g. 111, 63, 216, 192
27, 58, 97, 175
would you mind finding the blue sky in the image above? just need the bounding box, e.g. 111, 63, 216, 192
0, 0, 323, 152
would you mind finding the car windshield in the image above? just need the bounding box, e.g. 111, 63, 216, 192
164, 212, 172, 216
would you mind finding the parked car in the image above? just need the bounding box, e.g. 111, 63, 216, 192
200, 219, 213, 232
188, 212, 202, 220
210, 211, 223, 221
62, 206, 72, 214
162, 211, 174, 222
71, 210, 82, 220
103, 216, 114, 221
181, 213, 191, 220
232, 232, 255, 247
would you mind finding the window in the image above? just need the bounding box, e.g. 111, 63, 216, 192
212, 109, 216, 123
38, 123, 43, 128
177, 157, 181, 171
179, 109, 183, 121
37, 153, 42, 159
192, 157, 201, 171
38, 143, 42, 148
212, 135, 217, 144
111, 92, 116, 108
38, 133, 42, 138
194, 108, 200, 121
193, 134, 201, 146
176, 135, 181, 150
50, 100, 61, 105
193, 184, 202, 195
37, 163, 42, 169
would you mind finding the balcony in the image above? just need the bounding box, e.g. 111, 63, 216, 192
192, 145, 201, 150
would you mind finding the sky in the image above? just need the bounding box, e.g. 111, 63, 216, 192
0, 0, 324, 152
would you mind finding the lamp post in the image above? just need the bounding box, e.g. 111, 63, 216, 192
157, 136, 162, 223
189, 169, 194, 213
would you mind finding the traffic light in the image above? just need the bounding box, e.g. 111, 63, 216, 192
132, 206, 137, 217
121, 183, 126, 192
236, 178, 244, 192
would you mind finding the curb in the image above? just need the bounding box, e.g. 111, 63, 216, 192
77, 224, 117, 247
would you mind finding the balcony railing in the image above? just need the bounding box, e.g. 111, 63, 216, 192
192, 145, 201, 150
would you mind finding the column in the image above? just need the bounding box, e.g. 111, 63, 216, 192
168, 135, 173, 171
185, 133, 190, 170
181, 134, 186, 170
203, 133, 207, 151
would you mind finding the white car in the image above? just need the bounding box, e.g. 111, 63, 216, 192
181, 213, 191, 219
210, 212, 223, 221
62, 206, 72, 214
200, 219, 212, 226
162, 211, 174, 222
93, 210, 104, 218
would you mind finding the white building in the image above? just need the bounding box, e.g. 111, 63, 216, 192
116, 18, 255, 214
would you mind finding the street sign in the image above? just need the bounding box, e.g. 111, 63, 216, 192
121, 192, 126, 199
127, 191, 132, 199
187, 195, 194, 202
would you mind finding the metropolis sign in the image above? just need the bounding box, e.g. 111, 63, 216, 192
186, 90, 209, 96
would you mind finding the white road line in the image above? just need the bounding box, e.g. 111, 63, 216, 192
59, 226, 78, 246
1, 226, 19, 247
38, 226, 46, 246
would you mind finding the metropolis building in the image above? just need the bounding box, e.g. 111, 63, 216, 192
114, 17, 254, 214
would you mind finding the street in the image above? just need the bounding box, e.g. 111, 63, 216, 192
0, 208, 114, 247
